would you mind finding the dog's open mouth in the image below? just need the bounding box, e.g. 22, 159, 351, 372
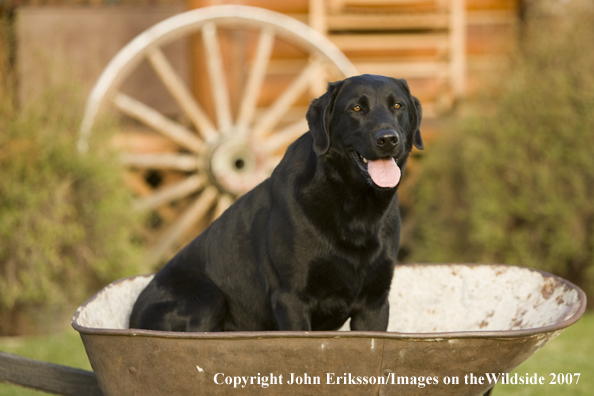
352, 151, 401, 188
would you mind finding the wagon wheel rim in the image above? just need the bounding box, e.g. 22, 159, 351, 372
78, 5, 358, 267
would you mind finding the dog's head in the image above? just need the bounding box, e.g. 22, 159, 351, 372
306, 74, 423, 189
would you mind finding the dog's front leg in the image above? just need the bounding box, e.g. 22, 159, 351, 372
350, 300, 389, 331
271, 291, 311, 330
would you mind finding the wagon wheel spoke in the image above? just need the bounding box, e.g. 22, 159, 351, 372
147, 48, 217, 140
213, 193, 234, 220
308, 58, 329, 97
260, 119, 309, 154
121, 153, 199, 172
125, 171, 180, 221
202, 22, 232, 134
134, 174, 207, 212
148, 186, 219, 264
251, 59, 320, 139
264, 157, 283, 177
112, 92, 203, 153
235, 27, 276, 135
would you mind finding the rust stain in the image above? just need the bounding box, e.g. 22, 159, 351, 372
479, 321, 489, 328
541, 281, 555, 299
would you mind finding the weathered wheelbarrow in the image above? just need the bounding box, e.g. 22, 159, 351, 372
1, 263, 584, 395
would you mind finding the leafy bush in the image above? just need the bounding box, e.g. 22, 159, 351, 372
405, 10, 594, 304
0, 80, 144, 335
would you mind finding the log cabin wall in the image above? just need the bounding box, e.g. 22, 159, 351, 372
10, 0, 520, 134
187, 0, 520, 140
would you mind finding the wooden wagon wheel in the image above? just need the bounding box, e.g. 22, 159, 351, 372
78, 5, 358, 267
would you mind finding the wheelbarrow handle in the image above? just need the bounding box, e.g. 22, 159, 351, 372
0, 351, 102, 396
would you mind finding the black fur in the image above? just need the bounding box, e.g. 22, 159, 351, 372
129, 74, 423, 332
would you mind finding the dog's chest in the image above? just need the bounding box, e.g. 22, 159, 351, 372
305, 259, 361, 299
304, 258, 383, 330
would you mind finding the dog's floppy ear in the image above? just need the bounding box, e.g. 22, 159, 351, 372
306, 81, 343, 156
397, 79, 424, 151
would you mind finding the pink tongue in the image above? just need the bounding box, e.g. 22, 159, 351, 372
367, 158, 401, 188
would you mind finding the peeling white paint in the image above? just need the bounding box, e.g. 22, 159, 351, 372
386, 265, 581, 333
75, 275, 153, 330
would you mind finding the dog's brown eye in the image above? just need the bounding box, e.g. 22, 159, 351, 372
394, 103, 403, 109
353, 105, 361, 112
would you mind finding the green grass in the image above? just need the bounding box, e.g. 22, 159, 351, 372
494, 312, 594, 396
0, 328, 91, 396
0, 314, 592, 395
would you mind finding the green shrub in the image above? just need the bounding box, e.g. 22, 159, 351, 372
406, 11, 594, 304
0, 80, 145, 334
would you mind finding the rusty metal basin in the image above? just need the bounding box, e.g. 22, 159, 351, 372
72, 264, 586, 396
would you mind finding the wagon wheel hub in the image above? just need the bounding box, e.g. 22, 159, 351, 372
206, 136, 267, 197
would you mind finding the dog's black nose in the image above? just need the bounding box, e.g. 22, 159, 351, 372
374, 129, 399, 150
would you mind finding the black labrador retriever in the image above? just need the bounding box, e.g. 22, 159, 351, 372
129, 74, 423, 332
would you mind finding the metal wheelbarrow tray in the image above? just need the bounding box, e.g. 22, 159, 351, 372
72, 263, 586, 396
